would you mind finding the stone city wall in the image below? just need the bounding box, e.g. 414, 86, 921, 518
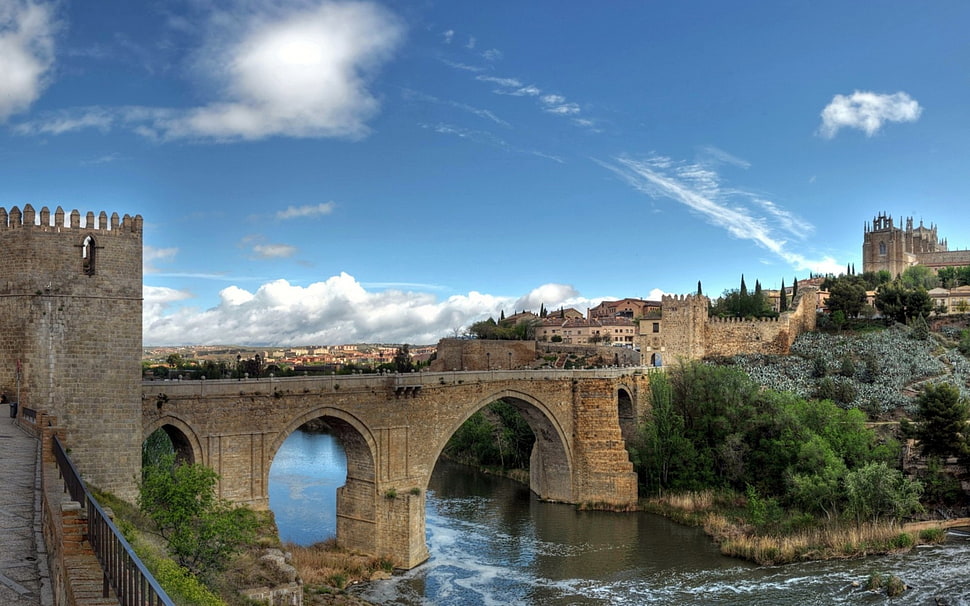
430, 339, 537, 371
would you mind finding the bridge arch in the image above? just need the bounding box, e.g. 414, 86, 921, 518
435, 388, 575, 503
269, 407, 381, 555
143, 415, 205, 465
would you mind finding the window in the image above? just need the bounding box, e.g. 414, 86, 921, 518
81, 236, 96, 275
879, 241, 887, 256
652, 322, 659, 333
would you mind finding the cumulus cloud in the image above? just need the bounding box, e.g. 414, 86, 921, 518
818, 90, 922, 138
600, 154, 841, 276
154, 1, 404, 141
142, 274, 628, 346
13, 2, 404, 141
0, 0, 57, 122
276, 202, 336, 220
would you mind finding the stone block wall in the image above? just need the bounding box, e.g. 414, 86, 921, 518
0, 205, 143, 501
653, 286, 818, 364
430, 339, 537, 371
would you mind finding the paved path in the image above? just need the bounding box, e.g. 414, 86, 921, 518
0, 416, 52, 606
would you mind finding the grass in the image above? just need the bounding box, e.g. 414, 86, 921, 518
643, 490, 949, 566
287, 538, 394, 603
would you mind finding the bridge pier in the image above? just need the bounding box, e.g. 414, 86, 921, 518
569, 378, 639, 509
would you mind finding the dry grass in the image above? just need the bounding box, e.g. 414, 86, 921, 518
287, 539, 394, 589
645, 491, 949, 566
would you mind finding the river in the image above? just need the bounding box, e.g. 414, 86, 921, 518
269, 429, 970, 605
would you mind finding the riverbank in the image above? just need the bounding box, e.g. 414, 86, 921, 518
642, 490, 954, 566
287, 540, 388, 605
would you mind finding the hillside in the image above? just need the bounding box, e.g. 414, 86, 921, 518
720, 324, 970, 418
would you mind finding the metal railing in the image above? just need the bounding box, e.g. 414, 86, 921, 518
52, 435, 174, 606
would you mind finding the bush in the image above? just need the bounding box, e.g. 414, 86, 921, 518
140, 454, 259, 581
151, 558, 225, 606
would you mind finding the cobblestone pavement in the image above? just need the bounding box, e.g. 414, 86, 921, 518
0, 417, 52, 606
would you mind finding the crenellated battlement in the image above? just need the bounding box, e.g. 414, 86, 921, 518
0, 204, 142, 235
708, 315, 782, 324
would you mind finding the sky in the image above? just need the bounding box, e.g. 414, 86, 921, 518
2, 1, 968, 346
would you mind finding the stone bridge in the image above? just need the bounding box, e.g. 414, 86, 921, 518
142, 368, 654, 568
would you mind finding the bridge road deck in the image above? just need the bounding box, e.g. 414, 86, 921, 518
0, 417, 52, 606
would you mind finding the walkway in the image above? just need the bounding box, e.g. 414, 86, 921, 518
0, 415, 52, 605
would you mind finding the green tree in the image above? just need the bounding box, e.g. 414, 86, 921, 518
779, 279, 787, 312
631, 371, 696, 494
911, 383, 970, 464
875, 279, 933, 324
825, 276, 867, 318
844, 462, 923, 526
139, 455, 258, 580
900, 265, 939, 290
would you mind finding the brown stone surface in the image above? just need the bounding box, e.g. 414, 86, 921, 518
143, 368, 651, 569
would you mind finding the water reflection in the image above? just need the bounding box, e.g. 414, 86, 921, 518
268, 428, 346, 545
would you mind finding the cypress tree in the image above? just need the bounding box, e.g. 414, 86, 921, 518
697, 280, 703, 296
780, 279, 788, 312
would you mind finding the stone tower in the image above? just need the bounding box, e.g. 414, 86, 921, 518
658, 293, 710, 362
0, 205, 143, 501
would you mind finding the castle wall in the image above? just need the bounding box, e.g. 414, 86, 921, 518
0, 205, 142, 501
704, 285, 817, 358
643, 287, 818, 364
429, 338, 536, 371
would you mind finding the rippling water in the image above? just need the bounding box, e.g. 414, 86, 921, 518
270, 430, 970, 605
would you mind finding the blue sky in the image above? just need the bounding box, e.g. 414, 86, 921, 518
2, 1, 968, 346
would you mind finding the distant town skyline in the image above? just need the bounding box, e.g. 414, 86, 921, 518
2, 1, 968, 346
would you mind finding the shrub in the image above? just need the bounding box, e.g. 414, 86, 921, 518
140, 454, 259, 581
151, 558, 225, 606
886, 575, 907, 597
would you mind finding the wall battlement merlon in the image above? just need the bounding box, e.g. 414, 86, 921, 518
0, 204, 143, 235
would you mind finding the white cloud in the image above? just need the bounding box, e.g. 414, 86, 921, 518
142, 274, 635, 346
155, 2, 404, 141
482, 48, 502, 61
144, 245, 179, 273
818, 90, 922, 138
252, 243, 298, 259
0, 0, 57, 122
600, 154, 839, 275
276, 202, 336, 220
442, 29, 454, 44
14, 2, 404, 141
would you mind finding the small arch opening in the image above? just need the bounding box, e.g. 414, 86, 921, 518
81, 235, 96, 275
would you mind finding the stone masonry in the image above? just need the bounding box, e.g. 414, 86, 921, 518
142, 369, 651, 569
0, 205, 143, 502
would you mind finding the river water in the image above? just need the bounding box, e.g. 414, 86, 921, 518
269, 430, 970, 605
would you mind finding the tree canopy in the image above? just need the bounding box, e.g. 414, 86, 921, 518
629, 362, 913, 523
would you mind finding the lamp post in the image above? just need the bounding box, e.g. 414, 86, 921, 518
507, 351, 512, 370
486, 352, 490, 370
